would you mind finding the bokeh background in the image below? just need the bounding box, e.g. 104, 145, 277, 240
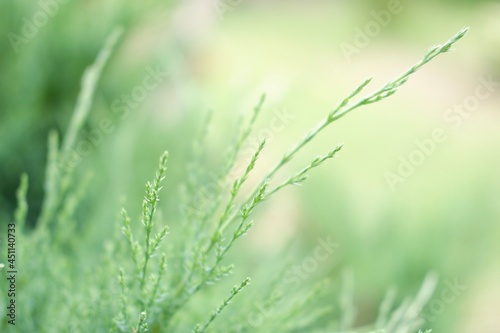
1, 0, 499, 331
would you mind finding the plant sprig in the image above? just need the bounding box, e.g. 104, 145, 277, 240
140, 151, 169, 291
193, 277, 251, 333
224, 27, 470, 237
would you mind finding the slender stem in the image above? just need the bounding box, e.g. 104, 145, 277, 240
227, 27, 470, 230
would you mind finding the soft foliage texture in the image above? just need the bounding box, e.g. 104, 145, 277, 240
0, 27, 467, 332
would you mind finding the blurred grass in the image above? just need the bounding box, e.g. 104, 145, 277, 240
1, 0, 500, 332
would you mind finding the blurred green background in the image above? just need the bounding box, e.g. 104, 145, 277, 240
1, 0, 499, 331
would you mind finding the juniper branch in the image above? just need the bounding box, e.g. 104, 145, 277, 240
193, 278, 251, 333
140, 151, 168, 291
227, 27, 469, 235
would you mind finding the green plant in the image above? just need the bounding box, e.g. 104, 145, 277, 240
0, 27, 468, 332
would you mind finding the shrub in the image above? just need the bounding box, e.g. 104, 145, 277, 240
0, 27, 468, 332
